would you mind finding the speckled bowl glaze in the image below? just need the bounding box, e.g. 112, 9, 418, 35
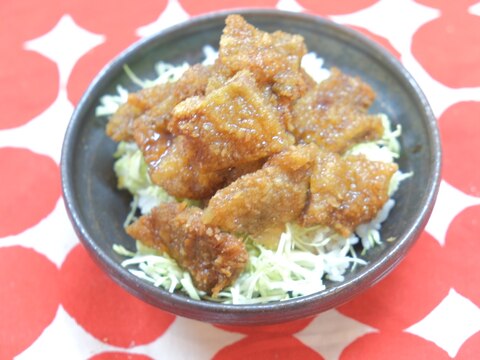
61, 9, 441, 325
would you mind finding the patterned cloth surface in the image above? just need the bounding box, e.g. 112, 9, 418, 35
1, 0, 480, 359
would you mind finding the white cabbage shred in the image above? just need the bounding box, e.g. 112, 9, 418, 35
102, 47, 411, 304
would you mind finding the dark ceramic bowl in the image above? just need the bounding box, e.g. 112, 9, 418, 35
61, 9, 441, 325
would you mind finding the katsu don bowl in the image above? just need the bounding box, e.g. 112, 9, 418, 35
61, 9, 441, 325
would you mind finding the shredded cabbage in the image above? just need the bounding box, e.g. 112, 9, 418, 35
96, 85, 129, 117
103, 47, 411, 304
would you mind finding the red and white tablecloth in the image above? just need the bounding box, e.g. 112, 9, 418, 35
1, 0, 480, 359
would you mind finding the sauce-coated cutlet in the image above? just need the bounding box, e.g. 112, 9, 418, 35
107, 15, 400, 296
126, 202, 248, 296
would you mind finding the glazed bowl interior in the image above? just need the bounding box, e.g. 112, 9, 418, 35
61, 9, 441, 325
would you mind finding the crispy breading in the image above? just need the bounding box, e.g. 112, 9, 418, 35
149, 136, 226, 200
107, 63, 212, 146
292, 68, 384, 153
172, 64, 213, 99
126, 202, 248, 296
170, 70, 293, 171
223, 158, 266, 185
132, 64, 213, 162
202, 144, 317, 236
302, 149, 398, 236
219, 14, 307, 100
106, 82, 174, 142
147, 138, 267, 200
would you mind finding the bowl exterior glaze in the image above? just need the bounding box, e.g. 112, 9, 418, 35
61, 9, 441, 325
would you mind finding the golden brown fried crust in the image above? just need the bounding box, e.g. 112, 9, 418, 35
302, 149, 398, 236
106, 83, 175, 142
205, 60, 233, 94
173, 64, 213, 100
219, 14, 307, 100
202, 144, 317, 236
146, 137, 267, 200
132, 64, 213, 160
148, 136, 227, 200
105, 102, 141, 142
223, 158, 266, 185
292, 67, 384, 153
126, 203, 248, 296
169, 70, 294, 171
107, 64, 212, 147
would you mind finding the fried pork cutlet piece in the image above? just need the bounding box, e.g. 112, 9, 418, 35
106, 82, 174, 142
302, 149, 398, 236
149, 136, 226, 200
107, 64, 212, 143
205, 60, 302, 134
148, 136, 265, 200
219, 14, 307, 100
126, 202, 248, 296
170, 70, 294, 171
292, 68, 384, 153
202, 144, 317, 237
207, 56, 316, 133
132, 64, 213, 164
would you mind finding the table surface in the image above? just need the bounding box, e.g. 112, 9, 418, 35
1, 0, 480, 359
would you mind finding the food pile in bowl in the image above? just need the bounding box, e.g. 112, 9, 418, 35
98, 15, 411, 305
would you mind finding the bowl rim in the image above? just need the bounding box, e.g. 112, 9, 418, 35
61, 8, 442, 324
